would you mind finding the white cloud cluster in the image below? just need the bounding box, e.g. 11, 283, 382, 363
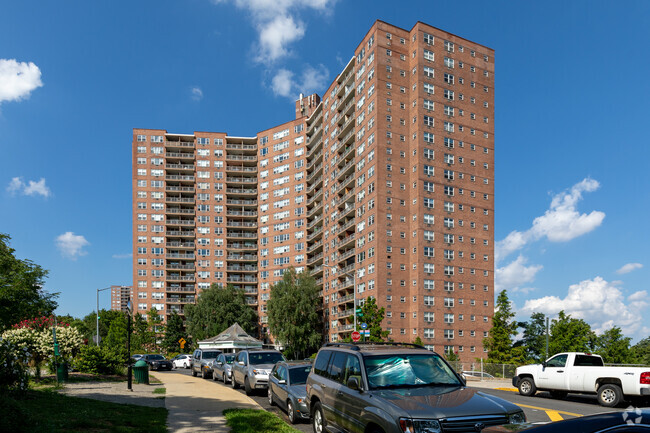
0, 59, 43, 104
496, 178, 605, 262
6, 177, 51, 198
191, 87, 203, 101
521, 277, 648, 336
56, 232, 89, 260
271, 64, 329, 98
617, 263, 643, 275
495, 255, 542, 293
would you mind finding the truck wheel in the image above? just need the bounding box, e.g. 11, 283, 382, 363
518, 377, 537, 396
597, 384, 623, 407
312, 402, 326, 433
549, 390, 567, 399
192, 368, 197, 377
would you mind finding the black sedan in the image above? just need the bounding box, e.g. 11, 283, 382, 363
268, 361, 312, 424
141, 354, 173, 371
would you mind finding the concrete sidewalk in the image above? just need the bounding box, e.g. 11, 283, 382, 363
465, 377, 518, 392
159, 372, 261, 432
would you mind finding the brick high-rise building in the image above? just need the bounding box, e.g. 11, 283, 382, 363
110, 285, 133, 312
132, 20, 494, 360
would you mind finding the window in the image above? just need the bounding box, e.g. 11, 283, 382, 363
444, 89, 454, 100
444, 73, 454, 84
423, 66, 434, 78
444, 57, 454, 68
423, 50, 434, 61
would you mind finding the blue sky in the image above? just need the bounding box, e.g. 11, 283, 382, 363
2, 1, 649, 340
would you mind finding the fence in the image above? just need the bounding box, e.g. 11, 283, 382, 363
447, 360, 518, 379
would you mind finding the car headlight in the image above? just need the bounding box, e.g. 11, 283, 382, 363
399, 418, 441, 433
508, 411, 526, 424
252, 369, 269, 375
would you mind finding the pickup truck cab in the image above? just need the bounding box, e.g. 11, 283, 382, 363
513, 352, 650, 407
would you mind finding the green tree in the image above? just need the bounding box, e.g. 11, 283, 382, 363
595, 326, 634, 364
0, 234, 58, 331
184, 284, 258, 342
514, 312, 548, 362
484, 290, 525, 364
632, 337, 650, 365
549, 310, 597, 355
131, 313, 150, 352
267, 268, 322, 359
413, 336, 424, 346
444, 348, 460, 362
162, 311, 186, 353
104, 313, 128, 358
147, 308, 164, 352
80, 309, 123, 345
358, 297, 389, 342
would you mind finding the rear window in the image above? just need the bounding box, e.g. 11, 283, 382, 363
574, 355, 604, 366
289, 366, 312, 385
203, 351, 220, 359
149, 355, 165, 360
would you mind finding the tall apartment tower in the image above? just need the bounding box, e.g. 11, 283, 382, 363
132, 20, 494, 360
110, 285, 133, 312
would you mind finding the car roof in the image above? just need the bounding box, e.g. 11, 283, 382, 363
321, 342, 434, 356
280, 361, 312, 368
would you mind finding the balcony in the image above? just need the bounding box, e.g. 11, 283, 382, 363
166, 185, 195, 192
227, 265, 258, 272
165, 152, 194, 159
165, 197, 195, 204
307, 225, 323, 241
226, 199, 257, 206
307, 239, 323, 253
226, 221, 257, 228
226, 143, 257, 151
165, 241, 195, 249
166, 230, 194, 237
307, 252, 323, 265
227, 242, 257, 250
166, 219, 195, 227
166, 253, 195, 259
226, 165, 258, 173
226, 154, 257, 162
165, 163, 194, 171
166, 275, 196, 282
165, 141, 194, 149
165, 286, 196, 293
226, 231, 258, 239
227, 276, 258, 283
226, 210, 257, 217
226, 177, 257, 184
166, 297, 196, 304
166, 263, 195, 270
227, 254, 258, 261
167, 208, 195, 215
226, 188, 257, 195
165, 175, 195, 182
338, 248, 356, 262
307, 214, 323, 229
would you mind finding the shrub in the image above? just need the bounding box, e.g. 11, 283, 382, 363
0, 339, 29, 391
75, 345, 124, 375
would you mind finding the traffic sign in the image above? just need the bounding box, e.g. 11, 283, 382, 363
351, 331, 361, 342
179, 338, 186, 349
360, 322, 368, 330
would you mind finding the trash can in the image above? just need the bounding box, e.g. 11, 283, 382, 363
56, 362, 68, 382
133, 360, 149, 384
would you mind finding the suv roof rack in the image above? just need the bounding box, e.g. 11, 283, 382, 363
323, 342, 426, 351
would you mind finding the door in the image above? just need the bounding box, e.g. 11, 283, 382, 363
324, 352, 347, 430
337, 354, 366, 433
538, 354, 569, 390
276, 366, 289, 410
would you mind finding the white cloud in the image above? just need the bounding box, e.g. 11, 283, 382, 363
271, 64, 329, 98
191, 87, 203, 101
6, 177, 51, 198
112, 253, 132, 259
56, 232, 89, 259
521, 276, 648, 336
617, 263, 643, 275
496, 255, 543, 292
256, 15, 305, 63
0, 59, 43, 104
496, 178, 605, 262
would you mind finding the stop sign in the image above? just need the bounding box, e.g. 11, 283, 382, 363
351, 331, 361, 342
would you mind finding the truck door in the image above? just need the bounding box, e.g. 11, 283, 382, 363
538, 354, 569, 390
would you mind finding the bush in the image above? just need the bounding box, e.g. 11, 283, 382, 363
0, 392, 35, 433
0, 339, 29, 391
75, 345, 125, 375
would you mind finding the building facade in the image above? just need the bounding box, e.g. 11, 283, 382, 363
110, 285, 133, 312
132, 20, 494, 360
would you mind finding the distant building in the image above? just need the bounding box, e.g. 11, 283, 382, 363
110, 285, 133, 312
131, 20, 494, 360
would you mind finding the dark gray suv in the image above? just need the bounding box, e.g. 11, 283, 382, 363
306, 343, 526, 433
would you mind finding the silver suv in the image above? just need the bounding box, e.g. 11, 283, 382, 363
231, 349, 286, 395
306, 343, 526, 433
191, 349, 222, 379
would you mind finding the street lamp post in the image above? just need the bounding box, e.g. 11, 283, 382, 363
96, 287, 111, 346
323, 264, 357, 332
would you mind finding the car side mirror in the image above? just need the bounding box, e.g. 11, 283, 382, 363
278, 379, 286, 385
347, 376, 361, 391
239, 361, 245, 365
458, 373, 466, 386
542, 361, 547, 368
217, 361, 223, 366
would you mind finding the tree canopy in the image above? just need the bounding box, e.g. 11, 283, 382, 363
483, 290, 525, 364
358, 297, 389, 342
161, 311, 187, 353
0, 234, 58, 331
548, 310, 597, 355
184, 284, 258, 343
267, 268, 322, 359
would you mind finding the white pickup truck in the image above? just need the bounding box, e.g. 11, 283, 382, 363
513, 352, 650, 407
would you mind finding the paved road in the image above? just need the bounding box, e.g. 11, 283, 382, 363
159, 368, 649, 429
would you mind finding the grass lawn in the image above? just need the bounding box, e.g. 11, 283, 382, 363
224, 408, 302, 433
0, 388, 168, 433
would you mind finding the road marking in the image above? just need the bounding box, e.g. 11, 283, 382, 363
545, 410, 564, 422
495, 387, 518, 392
516, 403, 582, 418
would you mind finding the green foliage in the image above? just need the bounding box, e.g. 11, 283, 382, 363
444, 348, 459, 361
548, 310, 597, 355
184, 284, 258, 342
224, 408, 301, 433
147, 308, 165, 352
0, 339, 29, 391
131, 313, 151, 352
161, 311, 186, 353
0, 234, 58, 332
632, 337, 650, 365
595, 326, 634, 364
359, 297, 389, 342
413, 336, 424, 346
514, 312, 548, 362
267, 268, 322, 359
74, 345, 124, 375
484, 290, 526, 364
103, 313, 128, 358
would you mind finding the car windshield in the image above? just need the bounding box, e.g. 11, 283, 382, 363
249, 352, 284, 365
148, 355, 165, 360
203, 351, 220, 359
364, 354, 461, 389
288, 366, 311, 385
224, 355, 235, 364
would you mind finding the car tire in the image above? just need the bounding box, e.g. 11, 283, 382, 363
597, 384, 623, 407
287, 401, 296, 424
223, 373, 228, 384
244, 376, 253, 396
192, 368, 197, 377
231, 376, 239, 389
549, 390, 567, 399
517, 377, 537, 397
184, 362, 189, 369
202, 368, 207, 379
312, 401, 325, 433
213, 370, 219, 381
268, 388, 275, 406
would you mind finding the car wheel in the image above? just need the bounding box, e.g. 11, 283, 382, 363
231, 375, 239, 389
213, 370, 219, 381
268, 388, 275, 406
598, 384, 623, 407
517, 377, 537, 397
287, 401, 296, 424
312, 401, 325, 433
244, 376, 253, 396
549, 390, 567, 399
192, 368, 197, 377
184, 362, 189, 369
202, 368, 207, 379
223, 373, 228, 384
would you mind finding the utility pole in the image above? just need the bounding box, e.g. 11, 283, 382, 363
96, 287, 111, 346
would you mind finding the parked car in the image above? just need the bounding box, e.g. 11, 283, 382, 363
131, 354, 144, 362
171, 354, 192, 369
513, 352, 650, 407
463, 370, 496, 379
212, 353, 236, 383
141, 354, 173, 371
191, 349, 222, 379
231, 349, 286, 395
306, 342, 526, 433
268, 361, 312, 424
